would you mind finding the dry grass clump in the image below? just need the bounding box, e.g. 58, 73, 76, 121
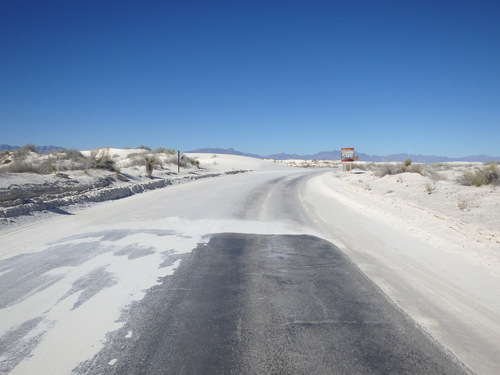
1, 151, 12, 165
49, 149, 90, 171
373, 159, 444, 181
126, 151, 172, 169
1, 145, 47, 173
374, 158, 414, 177
457, 162, 499, 187
1, 145, 91, 174
156, 147, 176, 155
374, 162, 406, 177
124, 147, 199, 170
0, 144, 197, 175
89, 149, 117, 171
0, 145, 115, 174
371, 160, 500, 187
352, 162, 376, 171
144, 156, 156, 178
4, 159, 54, 174
15, 144, 38, 157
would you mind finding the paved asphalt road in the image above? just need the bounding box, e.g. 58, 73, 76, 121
76, 233, 468, 375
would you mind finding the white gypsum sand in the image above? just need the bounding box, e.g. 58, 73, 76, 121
299, 164, 500, 374
0, 151, 499, 374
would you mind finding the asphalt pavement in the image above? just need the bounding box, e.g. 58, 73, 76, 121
76, 233, 469, 375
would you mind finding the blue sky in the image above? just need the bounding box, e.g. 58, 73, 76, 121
1, 1, 499, 157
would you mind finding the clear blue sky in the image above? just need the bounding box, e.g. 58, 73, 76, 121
1, 1, 499, 157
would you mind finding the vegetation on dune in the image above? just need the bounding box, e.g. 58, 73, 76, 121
124, 147, 198, 171
89, 149, 116, 171
155, 147, 176, 155
372, 159, 499, 187
374, 159, 417, 177
457, 162, 499, 187
371, 159, 445, 180
1, 145, 90, 174
0, 144, 200, 175
144, 156, 156, 178
284, 158, 499, 188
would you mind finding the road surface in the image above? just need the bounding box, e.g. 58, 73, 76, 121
1, 163, 498, 374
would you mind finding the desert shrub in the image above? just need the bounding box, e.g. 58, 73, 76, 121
1, 147, 92, 174
125, 154, 145, 167
4, 158, 54, 174
126, 151, 147, 159
432, 163, 453, 172
61, 149, 82, 159
55, 149, 91, 170
420, 166, 443, 181
191, 158, 200, 168
411, 164, 424, 175
1, 151, 12, 165
457, 198, 468, 210
425, 183, 436, 194
374, 163, 401, 177
353, 163, 375, 171
163, 154, 178, 165
144, 156, 156, 177
12, 144, 39, 160
458, 162, 499, 187
3, 148, 92, 174
156, 147, 176, 155
403, 158, 412, 169
179, 155, 200, 168
484, 162, 500, 185
21, 143, 38, 153
25, 143, 38, 152
126, 153, 163, 169
1, 144, 49, 173
374, 159, 435, 178
137, 145, 152, 151
458, 170, 482, 186
89, 149, 116, 171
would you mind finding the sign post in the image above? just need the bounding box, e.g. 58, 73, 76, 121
341, 148, 355, 172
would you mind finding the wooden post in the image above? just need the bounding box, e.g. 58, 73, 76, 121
178, 151, 180, 173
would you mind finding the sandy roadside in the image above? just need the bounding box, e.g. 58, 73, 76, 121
300, 169, 500, 374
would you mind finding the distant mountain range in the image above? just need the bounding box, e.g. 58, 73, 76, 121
2, 145, 498, 163
188, 148, 500, 163
0, 144, 64, 153
188, 148, 263, 159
